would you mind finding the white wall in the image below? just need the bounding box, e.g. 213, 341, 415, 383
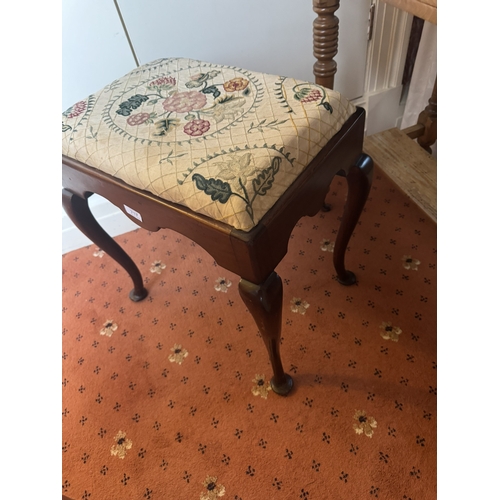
62, 0, 371, 254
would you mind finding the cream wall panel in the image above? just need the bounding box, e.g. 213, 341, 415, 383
62, 0, 137, 111
62, 0, 139, 254
118, 0, 370, 100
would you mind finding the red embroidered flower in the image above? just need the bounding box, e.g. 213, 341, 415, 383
126, 112, 151, 126
300, 89, 322, 103
148, 76, 176, 88
184, 119, 211, 137
223, 78, 249, 92
162, 91, 207, 113
66, 100, 87, 118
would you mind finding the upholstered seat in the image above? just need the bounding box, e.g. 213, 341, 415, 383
62, 58, 356, 230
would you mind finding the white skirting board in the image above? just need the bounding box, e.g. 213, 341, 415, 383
62, 195, 139, 255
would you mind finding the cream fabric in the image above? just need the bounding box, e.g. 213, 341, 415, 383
62, 58, 356, 231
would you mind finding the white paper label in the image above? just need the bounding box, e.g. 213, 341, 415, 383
124, 204, 143, 222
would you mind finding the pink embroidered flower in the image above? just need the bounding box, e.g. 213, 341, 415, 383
184, 119, 211, 137
66, 100, 87, 118
223, 77, 249, 92
148, 76, 176, 88
162, 91, 207, 113
127, 112, 151, 126
300, 89, 322, 103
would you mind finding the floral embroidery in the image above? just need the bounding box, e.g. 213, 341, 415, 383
154, 117, 181, 136
320, 239, 334, 252
200, 95, 245, 123
116, 94, 149, 116
247, 118, 288, 134
300, 89, 322, 103
184, 119, 211, 137
353, 410, 377, 438
93, 247, 105, 258
150, 260, 166, 274
168, 344, 188, 364
251, 374, 271, 399
200, 475, 226, 500
100, 320, 118, 337
114, 69, 250, 140
193, 155, 282, 223
162, 91, 207, 114
402, 255, 420, 270
64, 100, 87, 119
127, 112, 156, 126
379, 321, 402, 342
148, 76, 176, 90
290, 297, 309, 315
103, 62, 264, 147
214, 153, 257, 190
293, 83, 333, 113
214, 277, 232, 293
223, 77, 249, 92
110, 431, 132, 458
186, 71, 221, 89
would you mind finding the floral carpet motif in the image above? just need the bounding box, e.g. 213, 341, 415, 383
62, 167, 436, 499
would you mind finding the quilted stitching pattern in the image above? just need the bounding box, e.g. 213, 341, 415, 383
62, 58, 356, 231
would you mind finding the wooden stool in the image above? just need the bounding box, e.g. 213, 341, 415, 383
62, 4, 373, 396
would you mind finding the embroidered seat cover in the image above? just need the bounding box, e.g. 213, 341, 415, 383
62, 58, 356, 231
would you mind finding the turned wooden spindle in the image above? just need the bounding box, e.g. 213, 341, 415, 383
312, 0, 340, 89
416, 78, 437, 153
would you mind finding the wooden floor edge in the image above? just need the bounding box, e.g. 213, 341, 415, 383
363, 130, 437, 224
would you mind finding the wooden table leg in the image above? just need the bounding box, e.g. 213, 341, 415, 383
239, 272, 293, 395
333, 153, 373, 285
62, 189, 148, 302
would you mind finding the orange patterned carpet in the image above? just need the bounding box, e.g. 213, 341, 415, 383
62, 166, 437, 500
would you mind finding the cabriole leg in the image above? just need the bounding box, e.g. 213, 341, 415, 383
333, 153, 373, 285
62, 188, 148, 302
238, 272, 293, 395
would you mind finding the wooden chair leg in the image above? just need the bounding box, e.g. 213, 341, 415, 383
238, 272, 293, 396
333, 153, 373, 285
62, 189, 148, 302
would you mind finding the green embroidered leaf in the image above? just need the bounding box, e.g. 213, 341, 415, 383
192, 174, 233, 203
214, 95, 236, 105
62, 123, 72, 133
153, 118, 180, 136
321, 101, 333, 114
252, 157, 282, 196
294, 88, 310, 101
116, 94, 149, 116
201, 85, 221, 98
